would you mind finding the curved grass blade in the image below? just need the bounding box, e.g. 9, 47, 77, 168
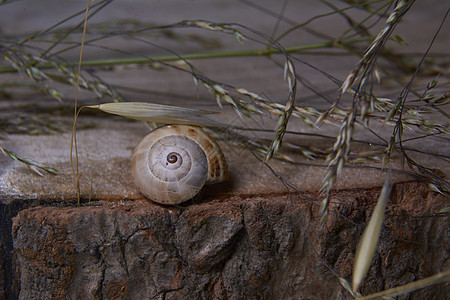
87, 102, 225, 127
352, 170, 392, 293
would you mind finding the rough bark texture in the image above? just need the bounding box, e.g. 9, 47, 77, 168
9, 182, 449, 299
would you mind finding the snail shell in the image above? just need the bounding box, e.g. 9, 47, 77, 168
131, 125, 229, 204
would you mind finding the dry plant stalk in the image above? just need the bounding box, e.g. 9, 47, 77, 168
71, 0, 91, 204
319, 0, 425, 221
358, 269, 450, 299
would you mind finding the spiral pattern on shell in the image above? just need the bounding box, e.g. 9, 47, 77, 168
131, 125, 228, 204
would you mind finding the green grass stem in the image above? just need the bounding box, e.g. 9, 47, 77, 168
0, 36, 371, 74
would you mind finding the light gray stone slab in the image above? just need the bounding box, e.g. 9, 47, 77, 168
0, 0, 448, 203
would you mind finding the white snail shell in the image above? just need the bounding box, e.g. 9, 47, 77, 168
131, 125, 229, 205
